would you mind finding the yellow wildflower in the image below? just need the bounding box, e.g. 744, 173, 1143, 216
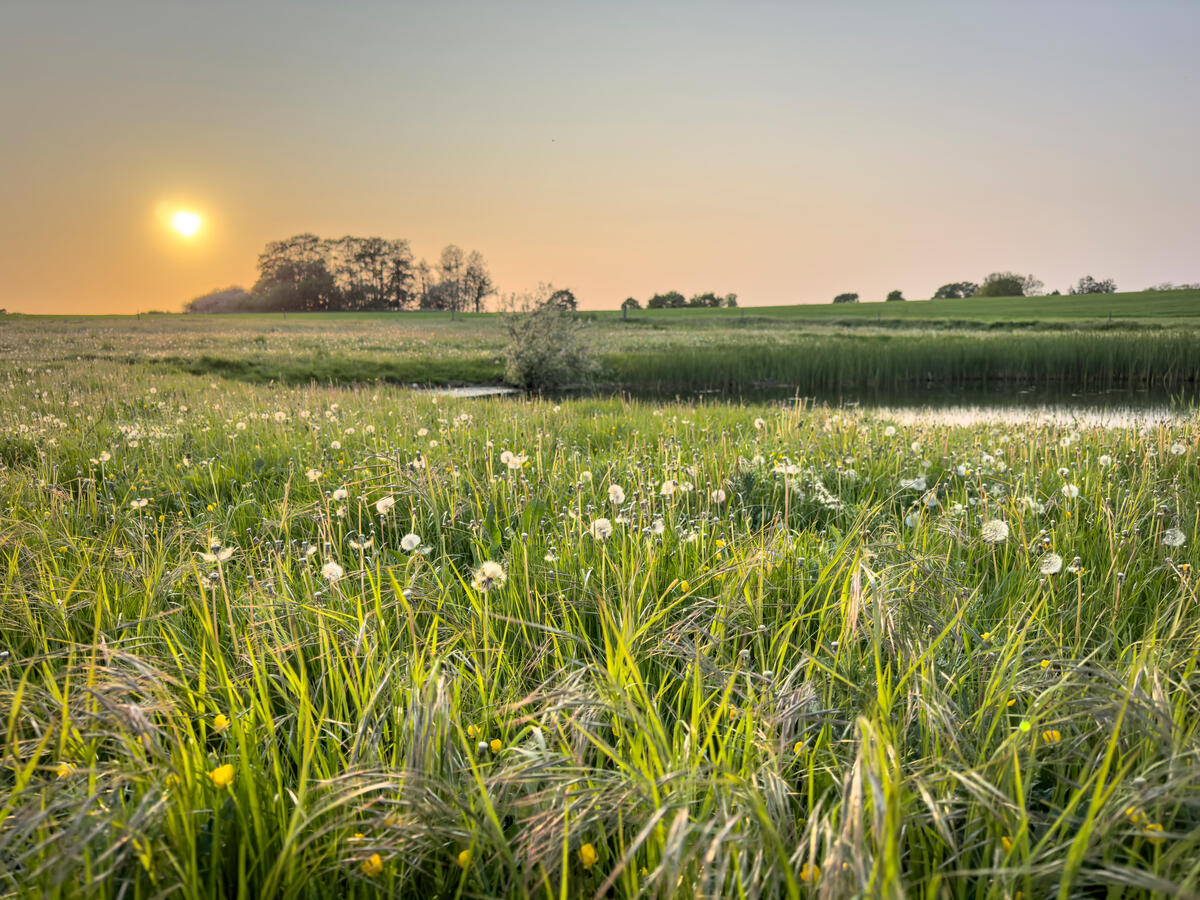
793, 741, 804, 755
1001, 836, 1013, 853
55, 761, 75, 779
466, 724, 481, 739
679, 580, 690, 593
800, 862, 819, 884
209, 763, 234, 788
1145, 823, 1166, 844
362, 853, 383, 877
489, 738, 502, 753
457, 849, 472, 868
1041, 729, 1062, 744
579, 842, 598, 869
213, 714, 230, 733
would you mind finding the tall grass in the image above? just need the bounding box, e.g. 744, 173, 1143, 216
605, 330, 1200, 394
1, 361, 1199, 897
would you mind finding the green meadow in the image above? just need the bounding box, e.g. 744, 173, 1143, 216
1, 313, 1200, 896
3, 289, 1200, 397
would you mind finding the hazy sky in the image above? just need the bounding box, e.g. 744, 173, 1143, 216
2, 0, 1198, 313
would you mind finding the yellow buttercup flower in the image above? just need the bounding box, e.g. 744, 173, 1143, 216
209, 763, 234, 788
579, 842, 598, 869
362, 853, 383, 877
213, 714, 230, 733
1145, 823, 1166, 844
793, 741, 804, 755
55, 761, 75, 779
1040, 659, 1051, 669
466, 724, 481, 739
489, 738, 502, 753
679, 580, 690, 593
800, 862, 820, 884
1041, 729, 1062, 744
456, 849, 472, 868
1001, 836, 1014, 853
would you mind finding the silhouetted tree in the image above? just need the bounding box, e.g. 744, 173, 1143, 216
1069, 275, 1117, 295
463, 251, 496, 312
621, 297, 641, 311
253, 234, 338, 310
545, 288, 578, 310
886, 289, 905, 302
832, 293, 859, 304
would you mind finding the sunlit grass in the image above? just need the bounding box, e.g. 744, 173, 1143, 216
1, 360, 1199, 897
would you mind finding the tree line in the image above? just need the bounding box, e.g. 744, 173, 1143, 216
832, 272, 1122, 303
185, 235, 494, 313
619, 291, 738, 310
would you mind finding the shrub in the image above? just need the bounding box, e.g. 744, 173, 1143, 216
502, 291, 600, 390
833, 293, 859, 304
1069, 275, 1117, 295
886, 289, 905, 302
977, 273, 1026, 298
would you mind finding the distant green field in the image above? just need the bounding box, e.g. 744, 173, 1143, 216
608, 289, 1200, 326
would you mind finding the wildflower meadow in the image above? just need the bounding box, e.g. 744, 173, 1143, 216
2, 359, 1199, 898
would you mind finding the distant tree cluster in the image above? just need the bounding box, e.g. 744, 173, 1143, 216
832, 293, 859, 304
932, 281, 977, 299
639, 291, 738, 309
1145, 282, 1199, 292
184, 286, 253, 313
1069, 275, 1117, 295
185, 235, 494, 313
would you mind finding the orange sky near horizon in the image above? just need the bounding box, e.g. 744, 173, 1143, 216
2, 0, 1199, 314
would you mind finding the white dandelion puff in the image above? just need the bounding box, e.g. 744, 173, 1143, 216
321, 560, 344, 583
607, 484, 626, 505
1039, 553, 1063, 575
472, 561, 507, 592
1163, 528, 1187, 548
401, 533, 421, 552
590, 518, 613, 540
981, 519, 1009, 544
375, 496, 396, 516
199, 542, 234, 563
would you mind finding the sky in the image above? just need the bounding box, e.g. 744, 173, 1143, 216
2, 0, 1198, 314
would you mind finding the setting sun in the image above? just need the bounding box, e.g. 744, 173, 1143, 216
171, 210, 202, 238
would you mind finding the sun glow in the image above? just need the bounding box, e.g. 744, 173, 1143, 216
171, 210, 202, 238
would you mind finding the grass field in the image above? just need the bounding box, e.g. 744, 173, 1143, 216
3, 290, 1200, 396
2, 350, 1200, 897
